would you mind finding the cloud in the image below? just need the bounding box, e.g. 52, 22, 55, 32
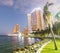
47, 0, 57, 3
49, 4, 60, 17
0, 0, 14, 6
14, 0, 60, 14
0, 0, 60, 14
14, 0, 45, 13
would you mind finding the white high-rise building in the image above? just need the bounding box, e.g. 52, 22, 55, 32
27, 14, 32, 33
27, 8, 45, 33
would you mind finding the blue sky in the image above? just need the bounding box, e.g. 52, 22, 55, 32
0, 6, 28, 34
0, 0, 60, 34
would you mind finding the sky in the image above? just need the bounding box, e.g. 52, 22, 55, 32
0, 0, 60, 34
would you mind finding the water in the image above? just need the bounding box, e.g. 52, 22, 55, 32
0, 35, 41, 53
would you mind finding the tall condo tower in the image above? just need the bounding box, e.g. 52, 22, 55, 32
27, 8, 45, 33
13, 24, 20, 34
27, 14, 32, 33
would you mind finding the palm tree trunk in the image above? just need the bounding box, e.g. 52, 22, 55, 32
49, 25, 58, 50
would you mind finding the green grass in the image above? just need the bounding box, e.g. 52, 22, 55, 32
41, 39, 60, 53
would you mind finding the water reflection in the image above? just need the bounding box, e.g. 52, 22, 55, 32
28, 37, 35, 45
11, 35, 40, 49
0, 35, 41, 53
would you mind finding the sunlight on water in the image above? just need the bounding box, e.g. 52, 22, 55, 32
0, 35, 41, 53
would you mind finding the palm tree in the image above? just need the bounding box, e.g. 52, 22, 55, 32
43, 2, 58, 50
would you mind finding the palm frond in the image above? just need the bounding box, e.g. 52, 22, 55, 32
48, 3, 54, 6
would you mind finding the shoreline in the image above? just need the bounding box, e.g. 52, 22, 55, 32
36, 40, 51, 53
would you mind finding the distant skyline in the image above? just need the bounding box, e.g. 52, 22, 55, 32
0, 0, 60, 34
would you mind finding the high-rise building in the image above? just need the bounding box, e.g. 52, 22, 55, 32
27, 14, 32, 33
31, 11, 37, 31
13, 24, 20, 34
31, 10, 43, 31
23, 27, 28, 35
27, 8, 45, 33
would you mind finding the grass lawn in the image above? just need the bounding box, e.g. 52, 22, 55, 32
41, 39, 60, 53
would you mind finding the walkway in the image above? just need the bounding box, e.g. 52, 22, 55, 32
36, 40, 51, 53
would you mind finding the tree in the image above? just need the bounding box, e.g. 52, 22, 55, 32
54, 22, 60, 35
55, 12, 60, 21
43, 2, 58, 50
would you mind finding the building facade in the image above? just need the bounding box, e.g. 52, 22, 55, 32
27, 8, 45, 33
13, 24, 20, 34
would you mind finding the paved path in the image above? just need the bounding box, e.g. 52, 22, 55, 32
36, 40, 51, 53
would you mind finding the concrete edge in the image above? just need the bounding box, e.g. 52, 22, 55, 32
36, 40, 51, 53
